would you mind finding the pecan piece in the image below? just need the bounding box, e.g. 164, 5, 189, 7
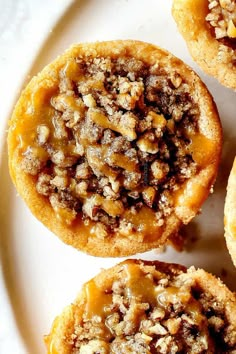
142, 187, 156, 207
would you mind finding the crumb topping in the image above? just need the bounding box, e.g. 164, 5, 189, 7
50, 261, 236, 353
206, 0, 236, 61
19, 55, 203, 237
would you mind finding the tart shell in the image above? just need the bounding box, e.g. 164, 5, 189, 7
8, 40, 222, 257
172, 0, 236, 90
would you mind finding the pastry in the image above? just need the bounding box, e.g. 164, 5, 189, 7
172, 0, 236, 89
8, 40, 222, 256
224, 157, 236, 267
45, 259, 236, 353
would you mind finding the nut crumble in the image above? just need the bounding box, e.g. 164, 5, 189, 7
8, 41, 222, 255
20, 57, 201, 228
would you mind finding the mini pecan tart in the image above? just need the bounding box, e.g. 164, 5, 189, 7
224, 157, 236, 267
45, 259, 236, 353
8, 40, 222, 256
172, 0, 236, 89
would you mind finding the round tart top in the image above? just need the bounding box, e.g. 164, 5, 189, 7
45, 259, 236, 353
8, 40, 222, 256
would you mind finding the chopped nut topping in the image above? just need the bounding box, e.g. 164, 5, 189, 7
36, 173, 52, 196
151, 160, 169, 181
75, 181, 88, 198
137, 133, 159, 154
163, 318, 181, 335
142, 186, 156, 207
51, 150, 77, 168
20, 55, 201, 233
227, 19, 236, 38
90, 222, 108, 239
83, 94, 96, 108
50, 175, 68, 189
149, 111, 166, 129
21, 147, 48, 175
148, 323, 168, 335
37, 125, 50, 145
75, 162, 91, 179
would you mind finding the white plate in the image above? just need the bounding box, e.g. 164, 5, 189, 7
1, 0, 236, 353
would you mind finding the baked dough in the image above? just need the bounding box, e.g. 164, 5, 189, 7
224, 157, 236, 267
45, 259, 236, 353
172, 0, 236, 90
8, 40, 222, 256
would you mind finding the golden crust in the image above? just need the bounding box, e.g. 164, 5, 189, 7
45, 259, 236, 354
224, 157, 236, 267
7, 40, 222, 257
172, 0, 236, 90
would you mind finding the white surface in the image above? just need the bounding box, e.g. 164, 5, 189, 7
0, 0, 236, 353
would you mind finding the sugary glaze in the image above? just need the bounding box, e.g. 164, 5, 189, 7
224, 157, 236, 267
172, 0, 236, 89
45, 259, 236, 353
8, 40, 222, 256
